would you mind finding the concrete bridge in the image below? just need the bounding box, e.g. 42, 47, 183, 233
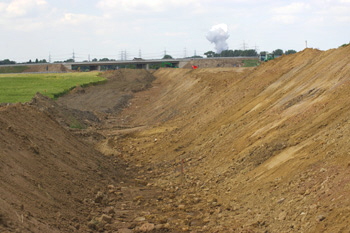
0, 57, 259, 72
64, 58, 190, 71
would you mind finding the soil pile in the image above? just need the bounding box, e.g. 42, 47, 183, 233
24, 64, 70, 73
107, 46, 350, 232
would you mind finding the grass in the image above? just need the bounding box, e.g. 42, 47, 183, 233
0, 66, 29, 73
242, 59, 260, 67
69, 118, 86, 129
0, 72, 105, 103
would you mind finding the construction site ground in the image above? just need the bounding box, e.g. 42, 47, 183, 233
1, 46, 350, 233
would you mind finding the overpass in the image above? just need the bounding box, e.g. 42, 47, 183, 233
63, 58, 190, 71
0, 57, 260, 72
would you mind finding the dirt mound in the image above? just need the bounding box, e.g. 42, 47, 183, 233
109, 46, 350, 232
23, 64, 71, 73
0, 104, 128, 232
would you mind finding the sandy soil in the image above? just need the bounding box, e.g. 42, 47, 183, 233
1, 45, 350, 232
23, 64, 71, 73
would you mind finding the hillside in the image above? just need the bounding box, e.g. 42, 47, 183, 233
104, 46, 350, 232
1, 45, 350, 232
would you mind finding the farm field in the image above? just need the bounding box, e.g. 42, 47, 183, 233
1, 45, 350, 232
0, 71, 105, 103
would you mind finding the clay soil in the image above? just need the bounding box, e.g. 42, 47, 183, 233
1, 45, 350, 233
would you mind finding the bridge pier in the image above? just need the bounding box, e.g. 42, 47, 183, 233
136, 63, 150, 70
90, 65, 101, 71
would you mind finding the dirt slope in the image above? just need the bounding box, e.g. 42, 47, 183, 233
0, 69, 174, 233
105, 46, 350, 232
57, 69, 155, 114
1, 46, 350, 233
0, 104, 129, 232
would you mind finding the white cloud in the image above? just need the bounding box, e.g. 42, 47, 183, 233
97, 0, 202, 13
270, 2, 310, 24
271, 2, 310, 14
164, 32, 188, 37
4, 0, 47, 17
59, 13, 98, 26
1, 0, 349, 61
271, 15, 297, 24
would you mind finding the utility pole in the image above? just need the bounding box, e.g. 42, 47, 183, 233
254, 44, 259, 55
88, 54, 90, 62
139, 49, 142, 58
184, 47, 187, 58
72, 49, 75, 62
48, 52, 51, 63
242, 41, 248, 50
124, 49, 127, 60
305, 40, 308, 48
194, 50, 197, 57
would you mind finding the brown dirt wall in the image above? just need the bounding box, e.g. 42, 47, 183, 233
106, 46, 350, 232
1, 45, 350, 232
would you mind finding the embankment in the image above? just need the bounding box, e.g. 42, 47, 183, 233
113, 45, 350, 232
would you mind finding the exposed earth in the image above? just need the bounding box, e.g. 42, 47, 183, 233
24, 64, 71, 73
1, 45, 350, 233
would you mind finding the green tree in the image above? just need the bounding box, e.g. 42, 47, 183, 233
99, 58, 110, 61
242, 49, 258, 56
162, 54, 173, 59
220, 50, 234, 57
273, 49, 284, 56
204, 51, 216, 57
285, 50, 297, 55
0, 59, 16, 65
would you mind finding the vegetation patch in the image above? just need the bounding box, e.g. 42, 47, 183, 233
0, 66, 29, 74
69, 118, 86, 129
242, 59, 260, 67
0, 72, 105, 103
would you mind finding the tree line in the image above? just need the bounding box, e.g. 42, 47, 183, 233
0, 49, 299, 65
0, 58, 48, 65
204, 49, 297, 58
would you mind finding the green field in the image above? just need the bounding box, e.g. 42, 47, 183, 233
242, 59, 261, 67
0, 66, 29, 73
0, 72, 105, 103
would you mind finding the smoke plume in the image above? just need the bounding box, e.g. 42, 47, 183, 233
206, 24, 229, 53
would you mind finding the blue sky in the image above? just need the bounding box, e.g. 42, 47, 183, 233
0, 0, 349, 62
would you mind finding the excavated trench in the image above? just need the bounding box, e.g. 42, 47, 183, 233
1, 46, 350, 232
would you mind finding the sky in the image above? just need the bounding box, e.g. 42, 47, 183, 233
0, 0, 349, 62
